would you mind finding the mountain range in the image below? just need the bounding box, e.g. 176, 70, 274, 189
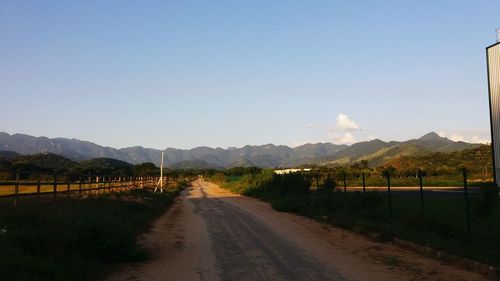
0, 132, 481, 169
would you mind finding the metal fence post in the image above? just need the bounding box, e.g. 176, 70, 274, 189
418, 169, 424, 214
343, 172, 347, 195
463, 168, 471, 232
387, 173, 392, 217
362, 172, 366, 194
14, 170, 19, 207
418, 169, 425, 214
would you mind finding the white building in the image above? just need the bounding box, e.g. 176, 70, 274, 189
487, 29, 500, 187
274, 168, 312, 175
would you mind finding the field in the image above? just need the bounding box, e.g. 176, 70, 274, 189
0, 185, 185, 281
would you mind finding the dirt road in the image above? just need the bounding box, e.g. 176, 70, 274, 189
108, 179, 488, 281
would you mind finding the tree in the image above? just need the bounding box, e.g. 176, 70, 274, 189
382, 165, 396, 178
133, 162, 159, 176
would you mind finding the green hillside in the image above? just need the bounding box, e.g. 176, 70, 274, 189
383, 144, 493, 178
322, 133, 480, 168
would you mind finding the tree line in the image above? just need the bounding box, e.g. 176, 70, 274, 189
0, 153, 161, 181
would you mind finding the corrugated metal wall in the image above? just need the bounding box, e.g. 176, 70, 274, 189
487, 43, 500, 186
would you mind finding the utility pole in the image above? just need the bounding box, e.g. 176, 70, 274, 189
154, 151, 164, 193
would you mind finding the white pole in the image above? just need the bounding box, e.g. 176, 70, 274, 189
154, 151, 165, 193
160, 151, 164, 188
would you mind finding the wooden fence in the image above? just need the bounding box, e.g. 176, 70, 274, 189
0, 176, 165, 198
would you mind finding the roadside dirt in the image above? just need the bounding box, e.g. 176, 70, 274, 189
107, 179, 489, 281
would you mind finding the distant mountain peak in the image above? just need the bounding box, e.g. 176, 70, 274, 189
419, 132, 443, 141
368, 138, 385, 143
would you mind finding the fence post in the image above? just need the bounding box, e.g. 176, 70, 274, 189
362, 172, 366, 194
79, 176, 82, 197
14, 170, 19, 207
463, 168, 471, 232
88, 172, 91, 195
343, 172, 347, 195
53, 173, 57, 197
387, 173, 392, 217
96, 176, 99, 194
37, 178, 41, 198
66, 177, 70, 198
418, 169, 424, 214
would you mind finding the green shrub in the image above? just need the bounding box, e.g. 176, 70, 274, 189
274, 173, 311, 196
472, 187, 499, 222
271, 195, 311, 214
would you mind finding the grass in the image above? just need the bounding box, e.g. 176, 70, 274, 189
343, 176, 492, 187
377, 194, 500, 266
215, 174, 500, 268
0, 186, 184, 281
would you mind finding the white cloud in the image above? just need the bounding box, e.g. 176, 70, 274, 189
440, 130, 490, 144
449, 134, 466, 142
332, 133, 356, 144
471, 135, 490, 144
306, 123, 321, 128
336, 113, 359, 131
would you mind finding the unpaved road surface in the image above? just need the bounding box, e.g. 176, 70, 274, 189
108, 179, 488, 281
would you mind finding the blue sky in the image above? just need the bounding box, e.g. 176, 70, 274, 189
1, 1, 499, 149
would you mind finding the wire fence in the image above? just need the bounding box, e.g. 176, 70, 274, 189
302, 167, 498, 233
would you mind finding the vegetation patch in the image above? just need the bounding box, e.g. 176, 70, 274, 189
210, 169, 500, 268
0, 187, 183, 281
